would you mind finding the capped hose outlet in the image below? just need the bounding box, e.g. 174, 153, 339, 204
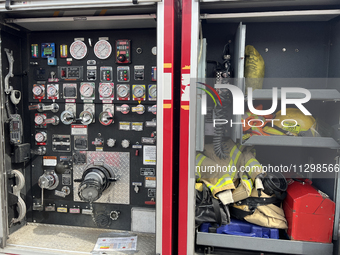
75, 163, 116, 202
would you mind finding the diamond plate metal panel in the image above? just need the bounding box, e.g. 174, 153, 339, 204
7, 223, 155, 255
73, 151, 130, 204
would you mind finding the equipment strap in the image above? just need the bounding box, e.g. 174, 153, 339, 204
229, 206, 253, 220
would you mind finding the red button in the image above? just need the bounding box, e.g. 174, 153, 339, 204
124, 78, 127, 81
107, 78, 110, 81
67, 61, 71, 65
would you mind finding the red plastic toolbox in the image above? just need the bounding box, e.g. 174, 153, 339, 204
283, 179, 335, 243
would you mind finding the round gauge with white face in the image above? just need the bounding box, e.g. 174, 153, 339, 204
32, 85, 44, 96
80, 83, 94, 98
70, 40, 87, 60
34, 115, 46, 125
99, 83, 113, 98
117, 85, 129, 98
149, 85, 157, 98
133, 85, 145, 98
35, 132, 47, 143
94, 40, 112, 59
47, 85, 58, 97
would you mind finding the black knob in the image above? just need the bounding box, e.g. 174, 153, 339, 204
117, 54, 126, 62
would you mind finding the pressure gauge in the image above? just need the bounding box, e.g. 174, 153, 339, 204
149, 85, 157, 99
70, 40, 87, 60
99, 83, 113, 98
117, 85, 129, 98
33, 85, 44, 96
35, 131, 47, 143
133, 85, 145, 98
80, 83, 94, 98
47, 85, 58, 97
34, 114, 46, 125
94, 40, 112, 59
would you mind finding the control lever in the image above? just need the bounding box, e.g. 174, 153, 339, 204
99, 111, 113, 126
60, 110, 75, 125
78, 110, 93, 125
116, 104, 130, 114
44, 116, 60, 125
31, 146, 46, 155
28, 103, 59, 113
4, 48, 21, 105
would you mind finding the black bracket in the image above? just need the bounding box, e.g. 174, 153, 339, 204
132, 0, 138, 4
5, 0, 11, 10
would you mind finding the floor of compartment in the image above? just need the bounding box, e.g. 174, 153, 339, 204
2, 223, 156, 255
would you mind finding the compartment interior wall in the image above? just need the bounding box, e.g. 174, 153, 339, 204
202, 21, 332, 82
1, 29, 29, 235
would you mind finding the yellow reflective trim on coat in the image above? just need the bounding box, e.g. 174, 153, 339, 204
211, 173, 232, 189
245, 158, 261, 174
245, 158, 259, 168
211, 176, 234, 193
197, 156, 206, 167
234, 150, 242, 166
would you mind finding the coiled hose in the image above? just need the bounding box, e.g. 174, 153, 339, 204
213, 90, 232, 159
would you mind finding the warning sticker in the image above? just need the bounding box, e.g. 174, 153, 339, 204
43, 156, 57, 166
145, 177, 156, 188
143, 145, 156, 165
71, 125, 88, 135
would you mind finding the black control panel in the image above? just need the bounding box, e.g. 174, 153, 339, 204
26, 29, 157, 230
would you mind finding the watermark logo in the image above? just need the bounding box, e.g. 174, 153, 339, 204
199, 82, 311, 116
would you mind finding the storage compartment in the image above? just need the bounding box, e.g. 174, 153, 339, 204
200, 16, 340, 149
183, 5, 340, 255
0, 1, 175, 254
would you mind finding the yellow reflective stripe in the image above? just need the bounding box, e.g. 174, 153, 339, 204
244, 179, 253, 192
230, 146, 237, 159
196, 153, 206, 166
245, 158, 261, 168
211, 177, 234, 193
197, 156, 206, 167
245, 158, 261, 174
234, 150, 242, 165
212, 173, 232, 189
230, 159, 238, 180
196, 170, 202, 182
229, 145, 238, 180
245, 158, 258, 168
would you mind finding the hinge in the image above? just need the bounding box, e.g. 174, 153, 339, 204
5, 0, 11, 10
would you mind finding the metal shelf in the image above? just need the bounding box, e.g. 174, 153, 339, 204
242, 136, 340, 149
250, 89, 340, 101
196, 232, 333, 255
